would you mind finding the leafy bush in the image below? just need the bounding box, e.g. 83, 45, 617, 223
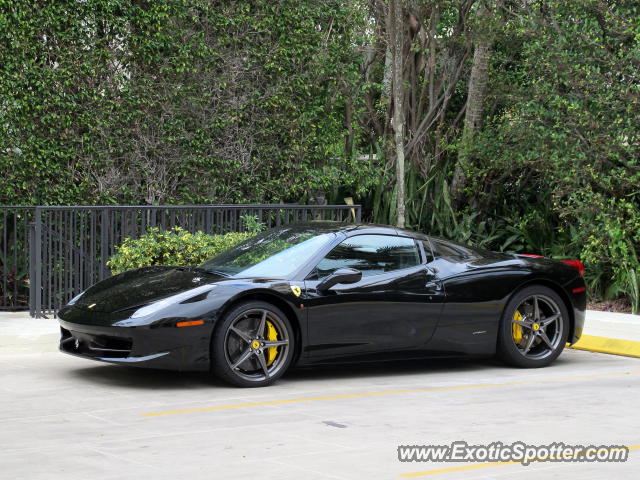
239, 214, 266, 234
107, 227, 254, 275
0, 0, 366, 205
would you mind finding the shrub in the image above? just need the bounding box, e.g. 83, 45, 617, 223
107, 227, 254, 275
239, 214, 266, 234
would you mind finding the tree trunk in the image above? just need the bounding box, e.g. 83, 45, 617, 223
451, 19, 492, 205
390, 0, 406, 228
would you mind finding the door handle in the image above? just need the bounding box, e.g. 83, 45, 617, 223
425, 280, 443, 292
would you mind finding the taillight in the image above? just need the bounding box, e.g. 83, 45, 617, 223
560, 259, 584, 276
520, 254, 544, 258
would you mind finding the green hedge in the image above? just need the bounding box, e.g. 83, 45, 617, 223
107, 227, 253, 275
0, 0, 367, 205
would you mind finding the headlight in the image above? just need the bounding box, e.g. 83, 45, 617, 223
131, 285, 216, 318
67, 291, 86, 305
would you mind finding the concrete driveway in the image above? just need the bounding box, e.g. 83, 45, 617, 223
0, 315, 639, 480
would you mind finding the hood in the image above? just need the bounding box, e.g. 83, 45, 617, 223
68, 266, 224, 314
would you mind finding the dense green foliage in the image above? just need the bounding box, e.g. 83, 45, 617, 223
466, 1, 640, 312
0, 0, 370, 204
1, 1, 638, 310
107, 227, 253, 275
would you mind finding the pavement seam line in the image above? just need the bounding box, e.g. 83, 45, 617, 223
141, 370, 640, 418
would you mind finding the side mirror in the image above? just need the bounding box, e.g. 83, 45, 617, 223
317, 268, 362, 292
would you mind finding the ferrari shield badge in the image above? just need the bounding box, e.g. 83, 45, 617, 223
290, 285, 301, 297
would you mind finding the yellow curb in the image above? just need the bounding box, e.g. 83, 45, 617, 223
569, 335, 640, 359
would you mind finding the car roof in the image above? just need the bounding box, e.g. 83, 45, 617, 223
273, 221, 400, 236
269, 222, 440, 245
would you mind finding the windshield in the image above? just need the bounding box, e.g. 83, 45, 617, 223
200, 227, 336, 278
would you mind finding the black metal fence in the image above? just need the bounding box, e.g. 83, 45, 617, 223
0, 204, 361, 317
0, 207, 33, 310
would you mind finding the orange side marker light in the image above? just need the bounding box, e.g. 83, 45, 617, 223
176, 320, 205, 328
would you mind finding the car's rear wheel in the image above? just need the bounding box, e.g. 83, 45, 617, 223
497, 285, 569, 368
211, 301, 294, 387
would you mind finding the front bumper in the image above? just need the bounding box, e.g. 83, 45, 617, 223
58, 319, 213, 372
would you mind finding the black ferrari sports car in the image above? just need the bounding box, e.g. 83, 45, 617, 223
58, 222, 586, 387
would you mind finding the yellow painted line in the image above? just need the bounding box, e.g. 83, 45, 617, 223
401, 461, 517, 478
570, 335, 640, 359
399, 445, 640, 478
141, 370, 640, 418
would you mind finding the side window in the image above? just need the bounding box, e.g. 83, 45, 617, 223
431, 239, 477, 259
314, 235, 420, 279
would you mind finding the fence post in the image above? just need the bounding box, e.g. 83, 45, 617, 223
100, 208, 108, 281
28, 222, 35, 317
31, 208, 43, 318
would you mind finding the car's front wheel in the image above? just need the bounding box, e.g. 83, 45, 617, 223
211, 301, 294, 387
497, 285, 569, 368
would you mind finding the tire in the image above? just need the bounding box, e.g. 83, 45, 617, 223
497, 285, 569, 368
211, 300, 294, 387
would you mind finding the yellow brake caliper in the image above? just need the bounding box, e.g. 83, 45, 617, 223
512, 310, 523, 344
265, 320, 278, 366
